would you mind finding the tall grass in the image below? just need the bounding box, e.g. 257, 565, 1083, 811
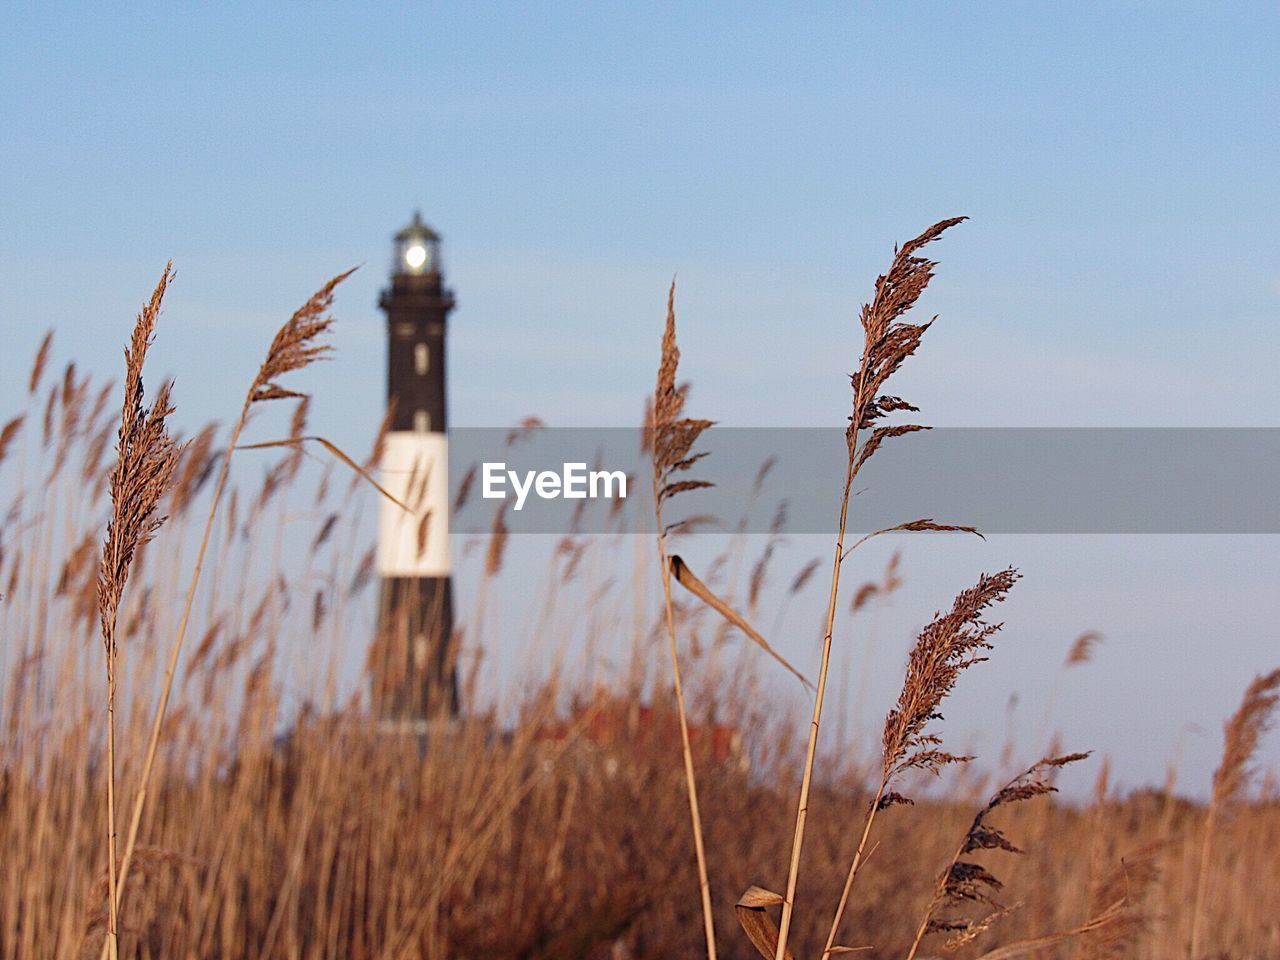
95, 265, 182, 960
651, 281, 718, 960
0, 233, 1277, 960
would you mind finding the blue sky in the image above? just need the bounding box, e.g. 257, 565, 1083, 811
2, 2, 1279, 792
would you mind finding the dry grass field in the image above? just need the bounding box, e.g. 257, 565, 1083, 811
2, 222, 1278, 960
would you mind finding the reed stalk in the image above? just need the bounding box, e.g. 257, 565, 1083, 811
650, 281, 717, 960
773, 218, 966, 960
95, 266, 181, 960
104, 270, 353, 955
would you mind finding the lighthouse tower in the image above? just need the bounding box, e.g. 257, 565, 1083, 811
372, 212, 458, 721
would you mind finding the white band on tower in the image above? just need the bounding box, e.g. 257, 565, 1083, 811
377, 430, 451, 577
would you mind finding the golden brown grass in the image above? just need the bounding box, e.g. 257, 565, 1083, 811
1189, 667, 1280, 958
640, 219, 1156, 960
96, 264, 183, 960
0, 234, 1278, 960
769, 218, 975, 960
822, 569, 1023, 959
651, 280, 718, 960
57, 264, 360, 960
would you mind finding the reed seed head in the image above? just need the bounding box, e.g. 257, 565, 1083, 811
97, 265, 183, 646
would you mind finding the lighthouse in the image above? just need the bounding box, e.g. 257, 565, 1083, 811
372, 212, 458, 721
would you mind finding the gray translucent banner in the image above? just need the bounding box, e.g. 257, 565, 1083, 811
445, 428, 1280, 534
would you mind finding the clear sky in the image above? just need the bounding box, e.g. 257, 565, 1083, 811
2, 2, 1279, 793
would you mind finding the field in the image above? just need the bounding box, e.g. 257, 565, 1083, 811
2, 224, 1277, 960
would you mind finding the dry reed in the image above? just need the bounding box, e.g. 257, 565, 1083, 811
821, 570, 1020, 958
95, 264, 182, 960
103, 268, 355, 957
1, 235, 1277, 960
1189, 667, 1280, 957
651, 280, 718, 960
772, 217, 969, 960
